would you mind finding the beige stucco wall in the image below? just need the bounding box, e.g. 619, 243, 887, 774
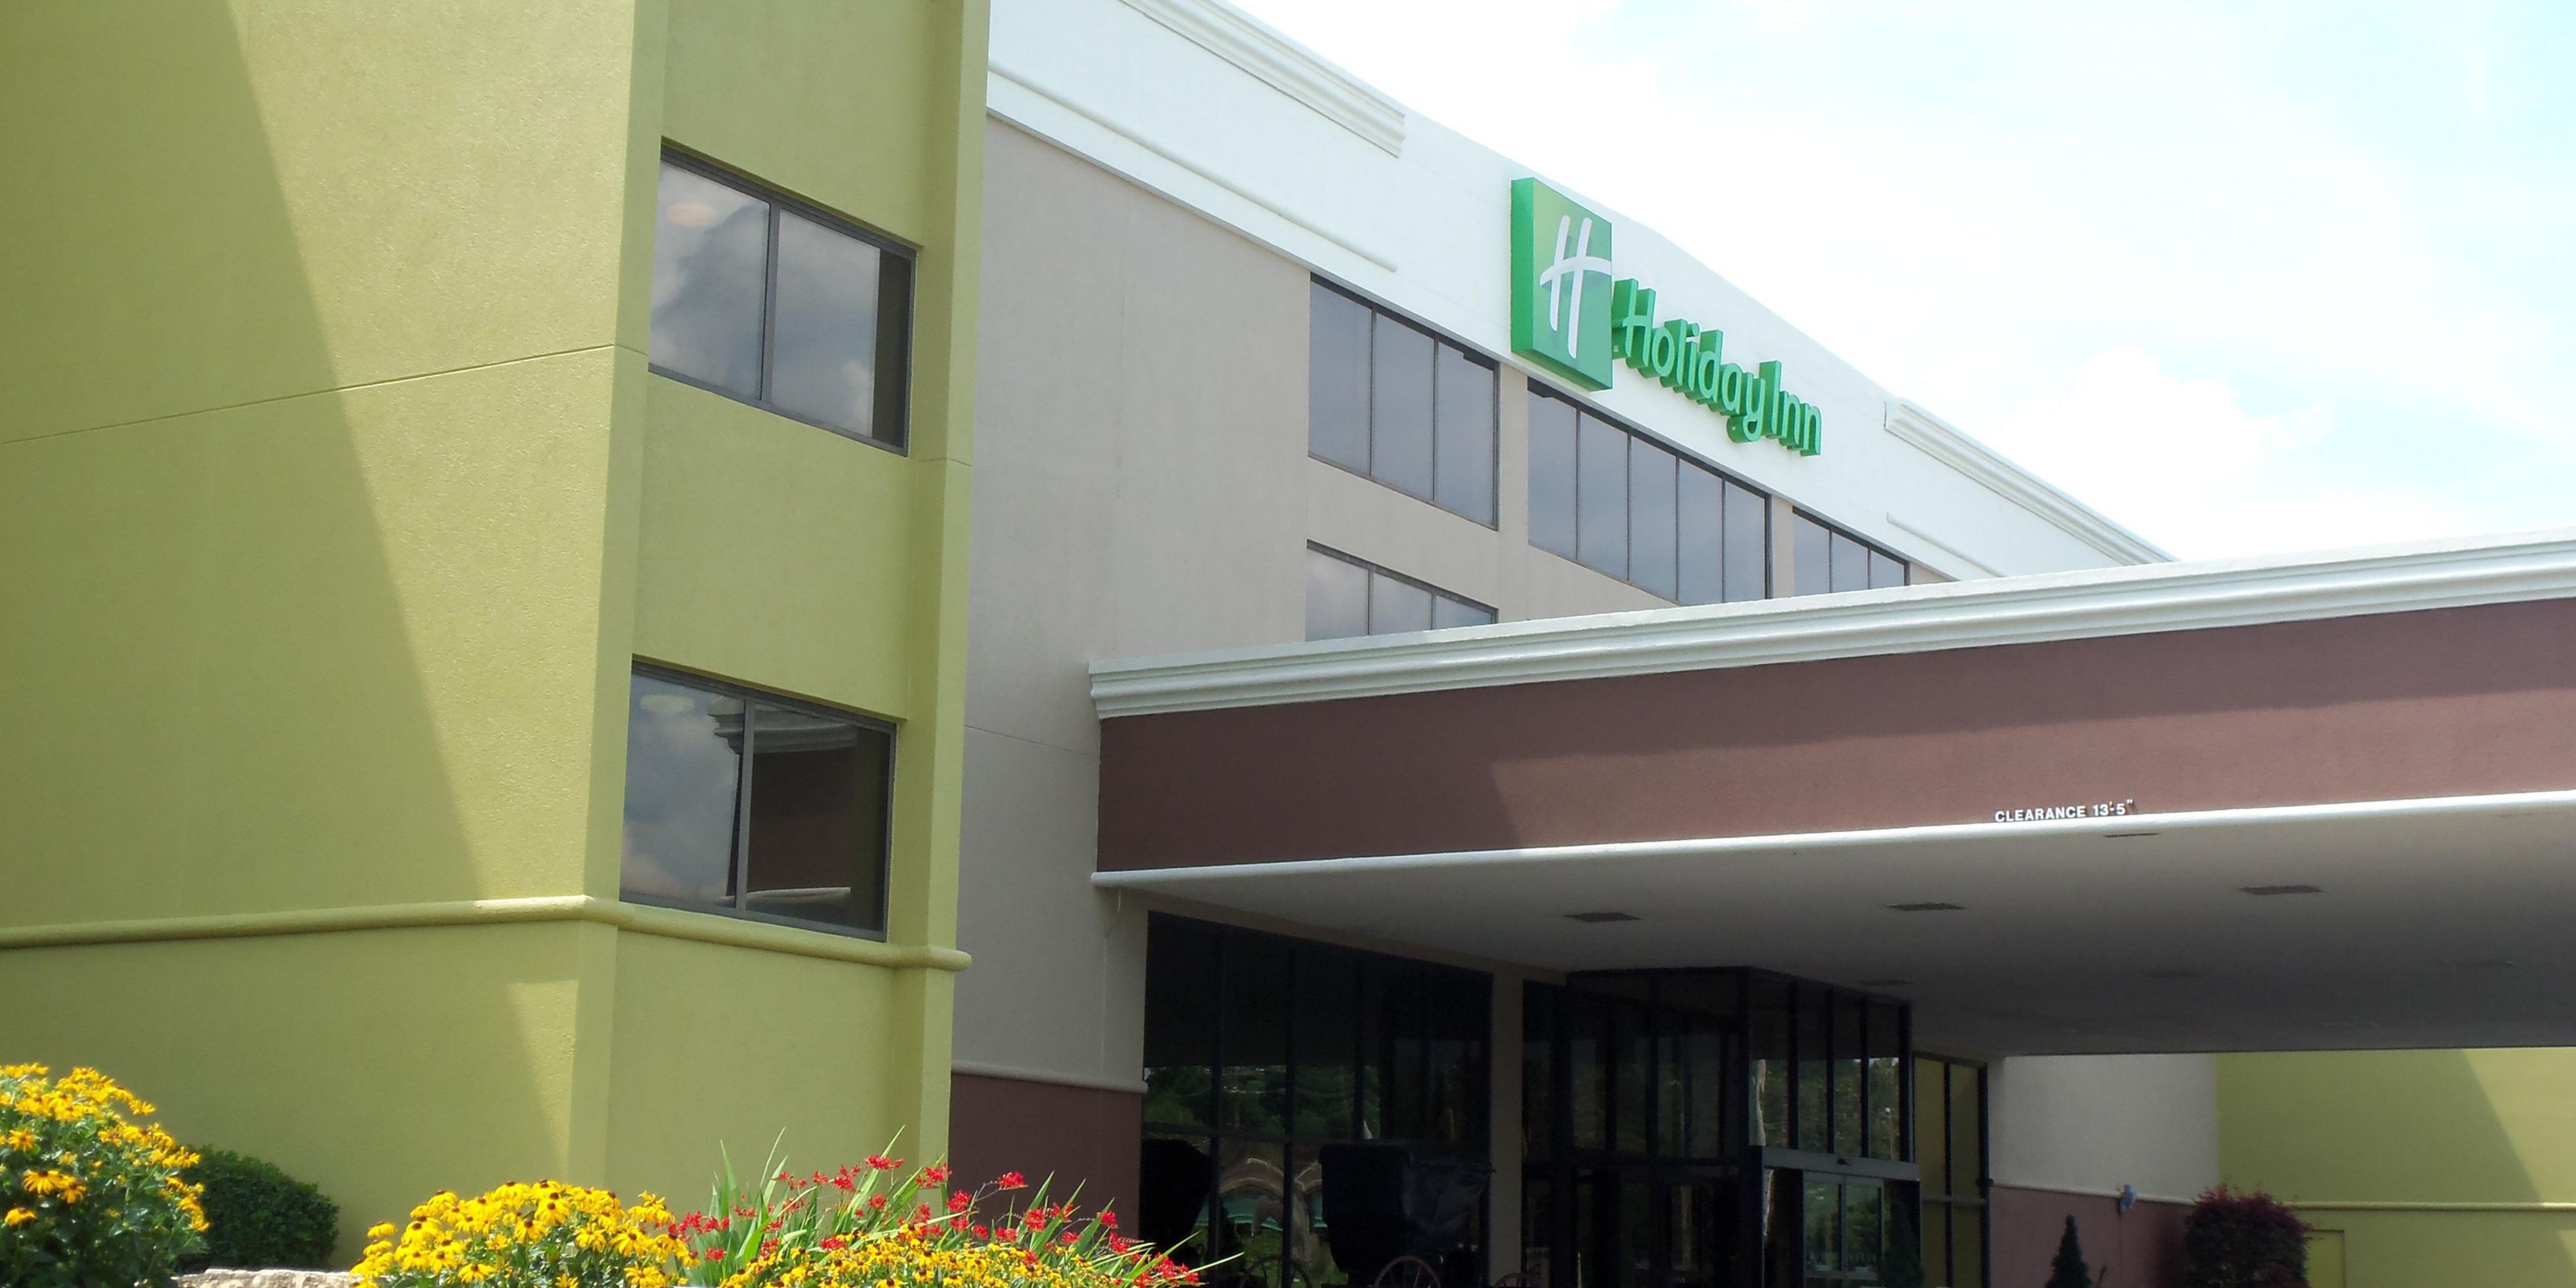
1992, 1053, 2221, 1202
956, 120, 1689, 1088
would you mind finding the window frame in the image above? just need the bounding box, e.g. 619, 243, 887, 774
1913, 1054, 1992, 1288
1525, 381, 1774, 603
1308, 277, 1502, 529
620, 660, 900, 941
1788, 508, 1912, 596
650, 146, 918, 453
1305, 543, 1496, 640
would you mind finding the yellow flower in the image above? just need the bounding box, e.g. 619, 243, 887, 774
3, 1207, 33, 1227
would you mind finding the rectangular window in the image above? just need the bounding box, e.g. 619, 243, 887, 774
1791, 510, 1911, 596
1529, 386, 1772, 605
1916, 1056, 1991, 1287
1306, 545, 1493, 641
1528, 392, 1580, 558
651, 151, 914, 449
1142, 914, 1493, 1288
1309, 279, 1499, 526
620, 665, 894, 935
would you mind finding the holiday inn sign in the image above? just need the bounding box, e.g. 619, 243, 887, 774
1510, 177, 1822, 456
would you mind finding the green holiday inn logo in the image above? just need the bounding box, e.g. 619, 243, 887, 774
1510, 178, 1617, 390
1509, 177, 1821, 457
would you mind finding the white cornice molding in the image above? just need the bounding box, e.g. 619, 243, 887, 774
1884, 399, 2170, 565
1117, 0, 1406, 155
1090, 529, 2576, 717
989, 62, 1397, 270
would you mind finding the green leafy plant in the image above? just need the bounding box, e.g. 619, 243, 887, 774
0, 1063, 207, 1288
2181, 1184, 2308, 1288
182, 1148, 339, 1270
2046, 1215, 2094, 1288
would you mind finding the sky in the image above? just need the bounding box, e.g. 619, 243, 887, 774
1227, 0, 2576, 560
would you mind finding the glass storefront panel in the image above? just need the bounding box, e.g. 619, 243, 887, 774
1749, 978, 1792, 1150
1142, 917, 1493, 1288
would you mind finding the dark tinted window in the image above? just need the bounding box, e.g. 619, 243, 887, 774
1870, 549, 1908, 590
1528, 393, 1579, 558
1530, 386, 1772, 605
1791, 510, 1911, 596
1306, 545, 1492, 640
1435, 346, 1497, 523
1309, 280, 1499, 527
1677, 466, 1725, 605
1309, 283, 1372, 471
1724, 480, 1769, 601
1793, 515, 1833, 597
1628, 440, 1679, 600
1303, 547, 1369, 641
650, 154, 913, 448
1577, 412, 1629, 576
620, 666, 893, 935
1370, 318, 1437, 499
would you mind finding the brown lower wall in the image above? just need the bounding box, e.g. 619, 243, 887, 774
1100, 599, 2576, 869
949, 1071, 1143, 1218
1992, 1185, 2190, 1288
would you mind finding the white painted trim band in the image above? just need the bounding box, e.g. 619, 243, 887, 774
987, 64, 1397, 272
1989, 1181, 2201, 1208
1090, 527, 2576, 717
1116, 0, 1405, 155
1884, 399, 2168, 565
952, 1060, 1150, 1095
1090, 788, 2576, 888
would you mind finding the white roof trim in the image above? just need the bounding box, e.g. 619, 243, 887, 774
1092, 787, 2576, 887
1117, 0, 1406, 156
1090, 528, 2576, 716
1884, 399, 2170, 565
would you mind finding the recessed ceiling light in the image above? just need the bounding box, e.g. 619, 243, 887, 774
2143, 968, 2200, 980
1889, 901, 1965, 913
1565, 910, 1638, 923
2240, 884, 2324, 896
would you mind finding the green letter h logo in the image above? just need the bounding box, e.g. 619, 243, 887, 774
1511, 178, 1616, 391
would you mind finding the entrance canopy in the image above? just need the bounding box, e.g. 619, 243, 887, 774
1090, 532, 2576, 1057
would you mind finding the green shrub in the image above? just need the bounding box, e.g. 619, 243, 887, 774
180, 1148, 339, 1271
2181, 1184, 2307, 1288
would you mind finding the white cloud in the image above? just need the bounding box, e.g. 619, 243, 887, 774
1235, 0, 2576, 560
1992, 347, 2479, 559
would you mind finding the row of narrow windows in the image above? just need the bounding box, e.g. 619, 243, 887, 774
1307, 279, 1909, 640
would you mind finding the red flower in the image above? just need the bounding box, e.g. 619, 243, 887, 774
920, 1165, 952, 1186
1099, 1209, 1119, 1230
1061, 1230, 1081, 1245
973, 1224, 990, 1238
997, 1172, 1028, 1191
1024, 1208, 1048, 1230
867, 1154, 903, 1171
870, 1194, 889, 1211
820, 1235, 849, 1251
948, 1191, 973, 1213
1109, 1235, 1133, 1254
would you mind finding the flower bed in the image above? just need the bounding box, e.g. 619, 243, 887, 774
351, 1151, 1198, 1288
1, 1063, 209, 1287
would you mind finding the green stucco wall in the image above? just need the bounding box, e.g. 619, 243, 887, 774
1, 0, 983, 1261
2222, 1049, 2576, 1286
